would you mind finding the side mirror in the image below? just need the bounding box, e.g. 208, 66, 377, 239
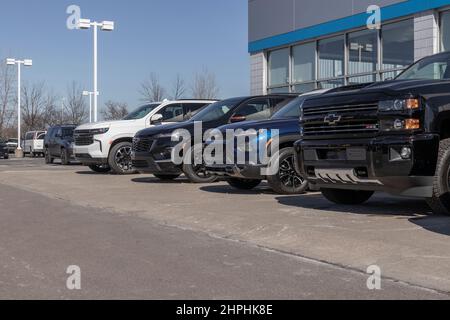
230, 115, 247, 123
150, 113, 164, 125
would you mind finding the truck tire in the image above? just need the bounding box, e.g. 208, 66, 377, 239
45, 148, 54, 164
267, 147, 309, 195
427, 138, 450, 215
88, 164, 111, 173
154, 174, 181, 181
60, 148, 70, 165
227, 178, 262, 190
108, 142, 138, 175
321, 189, 374, 205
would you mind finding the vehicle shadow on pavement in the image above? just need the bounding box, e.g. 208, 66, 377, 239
409, 216, 450, 236
275, 194, 433, 217
200, 184, 277, 195
76, 171, 113, 175
131, 176, 191, 184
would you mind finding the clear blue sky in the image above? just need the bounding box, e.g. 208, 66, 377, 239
0, 0, 249, 109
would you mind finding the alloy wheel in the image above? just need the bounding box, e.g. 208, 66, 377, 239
278, 155, 304, 189
115, 145, 133, 172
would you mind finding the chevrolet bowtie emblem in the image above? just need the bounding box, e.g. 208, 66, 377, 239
324, 113, 342, 125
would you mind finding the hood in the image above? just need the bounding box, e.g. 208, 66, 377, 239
75, 119, 139, 131
216, 118, 297, 133
136, 121, 195, 138
314, 79, 449, 100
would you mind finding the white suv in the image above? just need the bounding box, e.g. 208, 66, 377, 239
73, 100, 216, 174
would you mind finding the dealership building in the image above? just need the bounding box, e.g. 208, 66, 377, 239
249, 0, 450, 95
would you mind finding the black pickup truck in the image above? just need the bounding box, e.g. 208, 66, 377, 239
294, 52, 450, 215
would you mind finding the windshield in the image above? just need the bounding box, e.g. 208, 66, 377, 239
271, 97, 305, 119
397, 54, 450, 80
62, 128, 75, 138
190, 98, 241, 122
123, 103, 160, 120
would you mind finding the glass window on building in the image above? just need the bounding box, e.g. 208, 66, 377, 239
293, 42, 316, 82
268, 87, 290, 94
268, 48, 290, 87
318, 78, 345, 90
318, 35, 345, 80
441, 11, 450, 51
293, 82, 316, 94
348, 29, 378, 75
382, 19, 414, 71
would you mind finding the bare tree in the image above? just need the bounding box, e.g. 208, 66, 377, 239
0, 63, 15, 137
140, 73, 166, 102
64, 82, 88, 125
170, 74, 186, 100
191, 68, 219, 99
21, 82, 47, 132
101, 101, 129, 121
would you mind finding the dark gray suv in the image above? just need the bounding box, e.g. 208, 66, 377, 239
44, 125, 76, 165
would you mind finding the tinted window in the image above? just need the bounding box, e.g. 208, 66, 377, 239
159, 104, 184, 122
184, 103, 208, 120
233, 98, 271, 121
191, 98, 242, 122
397, 55, 450, 80
272, 97, 305, 119
37, 133, 46, 140
25, 132, 34, 140
123, 103, 160, 120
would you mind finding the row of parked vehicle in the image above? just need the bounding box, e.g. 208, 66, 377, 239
41, 52, 450, 214
67, 95, 314, 195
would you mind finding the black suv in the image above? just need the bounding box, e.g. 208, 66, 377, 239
295, 52, 450, 215
0, 139, 9, 159
44, 125, 77, 165
132, 95, 296, 183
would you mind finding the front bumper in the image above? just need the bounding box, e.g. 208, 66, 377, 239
74, 140, 108, 165
132, 150, 182, 175
206, 164, 266, 180
295, 134, 439, 198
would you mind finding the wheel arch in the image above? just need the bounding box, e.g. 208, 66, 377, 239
108, 137, 133, 156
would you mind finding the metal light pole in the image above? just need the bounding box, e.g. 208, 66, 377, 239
82, 91, 95, 123
6, 58, 32, 158
77, 18, 114, 123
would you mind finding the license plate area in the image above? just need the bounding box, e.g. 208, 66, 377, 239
315, 147, 367, 161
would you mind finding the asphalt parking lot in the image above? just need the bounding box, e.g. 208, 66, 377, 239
0, 157, 450, 299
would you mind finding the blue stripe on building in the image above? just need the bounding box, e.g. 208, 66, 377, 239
248, 0, 450, 53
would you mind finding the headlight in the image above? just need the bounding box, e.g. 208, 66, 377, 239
90, 128, 109, 135
378, 98, 419, 112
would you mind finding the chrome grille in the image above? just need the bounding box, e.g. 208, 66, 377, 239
74, 130, 94, 146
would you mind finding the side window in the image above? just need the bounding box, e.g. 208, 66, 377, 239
37, 133, 46, 140
184, 103, 207, 120
50, 128, 57, 138
25, 132, 34, 140
271, 97, 292, 114
233, 99, 271, 121
159, 104, 184, 122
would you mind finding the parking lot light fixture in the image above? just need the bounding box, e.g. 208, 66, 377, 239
5, 58, 33, 158
75, 17, 115, 123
